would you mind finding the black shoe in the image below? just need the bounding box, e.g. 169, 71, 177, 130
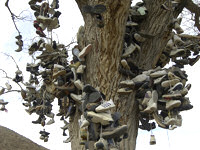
53, 11, 62, 18
88, 92, 102, 103
83, 84, 98, 93
88, 122, 100, 141
111, 112, 121, 127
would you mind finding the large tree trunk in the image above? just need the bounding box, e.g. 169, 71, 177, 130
69, 0, 185, 149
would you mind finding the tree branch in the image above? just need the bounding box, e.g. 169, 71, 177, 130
185, 0, 200, 31
5, 0, 21, 35
3, 90, 21, 95
2, 53, 21, 71
0, 69, 12, 80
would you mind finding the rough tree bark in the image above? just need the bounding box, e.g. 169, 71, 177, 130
68, 0, 188, 150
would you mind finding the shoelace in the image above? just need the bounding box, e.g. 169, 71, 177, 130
101, 102, 111, 108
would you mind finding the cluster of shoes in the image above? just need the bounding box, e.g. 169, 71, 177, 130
39, 129, 50, 142
22, 42, 92, 142
29, 0, 61, 37
15, 35, 23, 52
0, 83, 12, 111
119, 2, 148, 78
0, 99, 8, 112
77, 84, 128, 150
157, 31, 200, 68
118, 65, 193, 131
116, 0, 197, 144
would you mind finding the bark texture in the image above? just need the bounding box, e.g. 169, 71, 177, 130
69, 0, 186, 150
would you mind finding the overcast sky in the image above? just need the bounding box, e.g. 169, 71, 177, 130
0, 0, 199, 150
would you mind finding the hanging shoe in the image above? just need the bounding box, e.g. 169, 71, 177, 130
162, 91, 182, 100
5, 83, 12, 90
161, 78, 180, 88
141, 91, 152, 106
150, 70, 167, 78
74, 79, 84, 90
46, 118, 55, 125
150, 135, 156, 145
102, 125, 128, 139
86, 111, 113, 125
119, 79, 135, 87
79, 115, 90, 128
117, 88, 133, 94
76, 65, 86, 74
78, 44, 92, 59
95, 99, 115, 113
15, 46, 22, 52
173, 34, 184, 46
142, 90, 158, 113
121, 59, 130, 70
122, 44, 137, 57
0, 99, 8, 105
70, 93, 82, 104
63, 136, 72, 143
166, 100, 181, 110
164, 116, 176, 125
36, 27, 46, 37
94, 137, 108, 150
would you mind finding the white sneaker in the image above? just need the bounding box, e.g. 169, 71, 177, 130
142, 91, 152, 106
76, 65, 86, 74
70, 93, 82, 104
150, 70, 167, 78
166, 100, 181, 110
74, 79, 84, 90
122, 44, 136, 57
46, 119, 55, 125
79, 115, 90, 128
78, 44, 92, 59
119, 80, 135, 87
5, 83, 12, 91
161, 79, 180, 88
164, 116, 176, 125
95, 99, 115, 113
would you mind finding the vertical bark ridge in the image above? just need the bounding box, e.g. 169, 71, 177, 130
137, 0, 173, 70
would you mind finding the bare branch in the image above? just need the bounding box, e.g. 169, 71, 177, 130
178, 34, 200, 39
5, 0, 21, 35
0, 69, 12, 80
185, 0, 200, 31
3, 90, 21, 95
0, 69, 23, 90
2, 53, 21, 71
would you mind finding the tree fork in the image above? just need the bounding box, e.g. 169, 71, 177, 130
69, 0, 184, 150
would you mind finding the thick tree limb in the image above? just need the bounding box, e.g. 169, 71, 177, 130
185, 0, 200, 31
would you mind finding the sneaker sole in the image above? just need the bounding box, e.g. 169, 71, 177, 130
102, 125, 127, 139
